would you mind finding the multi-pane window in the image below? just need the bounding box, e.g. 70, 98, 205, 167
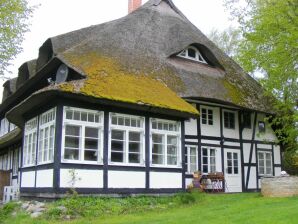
0, 118, 9, 137
38, 108, 56, 164
201, 108, 213, 125
13, 148, 19, 175
185, 146, 198, 173
202, 147, 216, 173
178, 46, 207, 64
258, 151, 272, 176
151, 119, 181, 167
226, 152, 239, 174
243, 112, 251, 129
224, 111, 235, 129
63, 107, 103, 163
23, 118, 38, 167
110, 113, 144, 165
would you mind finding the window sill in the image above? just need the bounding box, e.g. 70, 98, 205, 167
61, 160, 103, 165
37, 161, 54, 166
108, 162, 145, 167
22, 165, 35, 168
150, 164, 182, 169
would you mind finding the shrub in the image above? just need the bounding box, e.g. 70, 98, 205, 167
0, 202, 17, 221
176, 193, 196, 205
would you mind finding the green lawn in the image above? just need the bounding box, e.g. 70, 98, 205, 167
2, 193, 298, 224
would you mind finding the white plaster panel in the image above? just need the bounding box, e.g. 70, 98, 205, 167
60, 169, 103, 188
201, 139, 220, 145
150, 172, 182, 189
36, 169, 53, 188
275, 167, 281, 176
243, 143, 251, 163
108, 171, 145, 188
255, 113, 277, 141
248, 167, 257, 189
185, 118, 197, 136
216, 148, 222, 172
185, 178, 193, 188
274, 145, 281, 164
21, 171, 35, 188
185, 138, 198, 143
12, 179, 18, 187
257, 144, 272, 150
200, 106, 220, 137
224, 141, 240, 147
222, 110, 239, 139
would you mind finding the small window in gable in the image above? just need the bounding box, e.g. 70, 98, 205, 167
178, 46, 207, 64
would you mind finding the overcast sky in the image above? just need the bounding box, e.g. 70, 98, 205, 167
1, 0, 233, 99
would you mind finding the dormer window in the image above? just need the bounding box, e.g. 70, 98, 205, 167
178, 46, 207, 64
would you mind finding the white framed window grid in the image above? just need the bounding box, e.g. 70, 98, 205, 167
201, 107, 213, 125
23, 117, 38, 167
185, 146, 198, 174
62, 107, 104, 164
258, 151, 272, 176
38, 108, 56, 165
150, 118, 181, 168
201, 147, 216, 174
178, 46, 207, 64
109, 113, 145, 166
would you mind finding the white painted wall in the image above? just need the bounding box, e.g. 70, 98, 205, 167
60, 169, 103, 188
274, 145, 281, 164
247, 167, 257, 189
150, 172, 182, 189
185, 178, 193, 188
243, 143, 256, 163
185, 118, 197, 136
255, 114, 277, 141
108, 171, 145, 188
12, 179, 18, 187
21, 171, 35, 188
275, 167, 281, 176
36, 169, 53, 188
201, 139, 220, 145
200, 106, 220, 137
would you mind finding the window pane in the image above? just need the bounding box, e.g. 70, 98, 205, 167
167, 155, 177, 165
85, 138, 98, 150
129, 142, 140, 153
153, 144, 163, 154
129, 153, 140, 163
227, 152, 232, 160
111, 140, 124, 152
259, 167, 264, 175
266, 168, 271, 175
190, 156, 196, 164
66, 125, 80, 136
74, 111, 80, 120
112, 130, 124, 140
66, 110, 73, 119
210, 165, 216, 173
65, 149, 79, 160
85, 127, 98, 138
258, 152, 264, 160
210, 149, 215, 157
203, 165, 208, 173
227, 167, 232, 174
188, 48, 196, 58
152, 134, 163, 144
203, 157, 208, 164
234, 167, 239, 174
81, 112, 87, 121
65, 137, 79, 148
111, 152, 123, 162
88, 113, 95, 122
202, 148, 208, 156
129, 132, 140, 142
152, 154, 163, 165
84, 150, 97, 161
190, 164, 197, 173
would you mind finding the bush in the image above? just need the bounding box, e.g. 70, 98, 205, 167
283, 150, 298, 175
0, 202, 17, 221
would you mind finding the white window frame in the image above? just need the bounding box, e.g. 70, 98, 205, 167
37, 108, 56, 165
185, 145, 198, 174
23, 117, 38, 167
0, 118, 9, 137
150, 118, 181, 168
109, 113, 145, 166
62, 107, 104, 164
178, 46, 207, 64
201, 107, 214, 126
201, 147, 217, 174
258, 151, 272, 176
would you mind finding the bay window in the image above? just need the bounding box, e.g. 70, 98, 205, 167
62, 107, 103, 163
258, 151, 272, 176
23, 117, 38, 167
109, 113, 145, 165
151, 119, 181, 167
38, 108, 56, 164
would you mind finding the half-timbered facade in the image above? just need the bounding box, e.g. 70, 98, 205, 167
0, 0, 281, 198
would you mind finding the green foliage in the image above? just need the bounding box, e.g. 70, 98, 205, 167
283, 150, 298, 175
223, 0, 298, 159
0, 202, 18, 221
176, 192, 196, 204
208, 26, 242, 58
0, 0, 34, 77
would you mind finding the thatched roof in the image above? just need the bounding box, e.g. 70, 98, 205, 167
5, 0, 274, 125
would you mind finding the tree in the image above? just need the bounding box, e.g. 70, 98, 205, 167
0, 0, 33, 78
207, 26, 241, 58
224, 0, 298, 174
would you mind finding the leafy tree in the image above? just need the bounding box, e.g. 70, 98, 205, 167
207, 26, 241, 58
224, 0, 298, 174
0, 0, 33, 78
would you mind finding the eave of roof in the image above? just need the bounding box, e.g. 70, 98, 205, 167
0, 128, 22, 150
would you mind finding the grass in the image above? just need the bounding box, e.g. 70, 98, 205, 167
1, 193, 297, 224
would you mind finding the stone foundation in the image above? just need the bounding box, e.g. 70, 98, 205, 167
261, 176, 298, 197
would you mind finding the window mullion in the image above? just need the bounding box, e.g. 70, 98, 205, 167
81, 125, 84, 161
164, 134, 167, 165
125, 130, 129, 164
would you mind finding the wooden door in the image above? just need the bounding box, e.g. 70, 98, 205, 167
0, 171, 10, 200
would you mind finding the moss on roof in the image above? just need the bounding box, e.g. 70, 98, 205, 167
58, 52, 198, 115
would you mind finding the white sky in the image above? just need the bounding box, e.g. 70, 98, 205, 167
1, 0, 233, 100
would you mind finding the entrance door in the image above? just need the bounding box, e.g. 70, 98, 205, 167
224, 149, 242, 192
